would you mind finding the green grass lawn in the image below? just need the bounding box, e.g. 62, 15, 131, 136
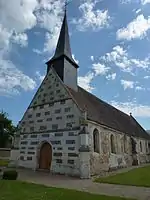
0, 159, 9, 167
95, 165, 150, 187
0, 180, 135, 200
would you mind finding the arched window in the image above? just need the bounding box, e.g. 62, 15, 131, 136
124, 135, 127, 153
93, 129, 100, 153
110, 134, 116, 153
140, 141, 142, 152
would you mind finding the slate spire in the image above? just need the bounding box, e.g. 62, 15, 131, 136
47, 8, 78, 68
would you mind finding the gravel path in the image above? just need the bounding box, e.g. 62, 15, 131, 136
17, 168, 150, 200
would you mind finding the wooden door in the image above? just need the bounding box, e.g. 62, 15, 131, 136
39, 143, 52, 170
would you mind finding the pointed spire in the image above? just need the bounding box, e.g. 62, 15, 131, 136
48, 5, 78, 68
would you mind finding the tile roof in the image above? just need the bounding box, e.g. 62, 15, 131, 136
68, 86, 150, 139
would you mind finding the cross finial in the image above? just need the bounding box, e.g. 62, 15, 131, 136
64, 0, 71, 13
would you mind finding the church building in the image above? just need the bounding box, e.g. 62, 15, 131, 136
15, 10, 150, 178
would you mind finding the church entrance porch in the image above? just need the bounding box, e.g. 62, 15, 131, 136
39, 142, 52, 171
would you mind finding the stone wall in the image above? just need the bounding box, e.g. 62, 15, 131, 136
88, 121, 150, 176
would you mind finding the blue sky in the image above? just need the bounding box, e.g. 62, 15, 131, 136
0, 0, 150, 130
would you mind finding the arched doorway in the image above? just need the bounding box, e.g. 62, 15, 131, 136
39, 142, 52, 170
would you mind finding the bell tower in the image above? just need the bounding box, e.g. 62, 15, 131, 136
46, 5, 79, 91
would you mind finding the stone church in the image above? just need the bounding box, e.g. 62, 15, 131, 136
14, 11, 150, 178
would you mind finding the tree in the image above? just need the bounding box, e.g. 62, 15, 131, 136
0, 111, 16, 148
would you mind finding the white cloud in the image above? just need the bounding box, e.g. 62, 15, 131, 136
135, 86, 145, 90
141, 0, 150, 5
33, 48, 43, 55
0, 0, 40, 96
0, 56, 36, 96
144, 75, 150, 79
11, 33, 28, 47
78, 72, 94, 92
111, 101, 150, 117
106, 73, 116, 80
36, 0, 64, 53
135, 9, 141, 14
35, 71, 45, 82
120, 0, 150, 5
121, 80, 134, 90
92, 63, 110, 76
0, 0, 38, 33
0, 0, 65, 95
102, 45, 150, 73
72, 54, 79, 64
72, 0, 110, 31
117, 15, 150, 40
90, 56, 94, 61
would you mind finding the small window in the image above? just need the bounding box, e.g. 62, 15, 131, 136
110, 134, 116, 153
53, 152, 62, 156
60, 100, 65, 104
49, 103, 54, 107
65, 107, 71, 112
66, 123, 72, 128
68, 147, 75, 151
28, 152, 35, 155
40, 126, 47, 130
52, 124, 58, 130
38, 95, 41, 99
30, 135, 37, 138
45, 111, 50, 116
66, 140, 75, 144
37, 119, 43, 123
68, 153, 78, 157
56, 83, 59, 87
67, 115, 74, 119
31, 141, 38, 145
28, 114, 32, 118
56, 116, 62, 120
51, 140, 61, 145
68, 160, 74, 164
50, 92, 54, 95
40, 105, 44, 109
29, 121, 33, 124
20, 151, 25, 154
55, 109, 61, 114
56, 159, 62, 163
140, 141, 142, 152
27, 157, 32, 160
47, 118, 52, 121
68, 132, 74, 136
93, 129, 100, 153
21, 141, 28, 145
36, 113, 41, 117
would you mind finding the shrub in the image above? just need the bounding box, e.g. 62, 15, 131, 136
2, 170, 18, 180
